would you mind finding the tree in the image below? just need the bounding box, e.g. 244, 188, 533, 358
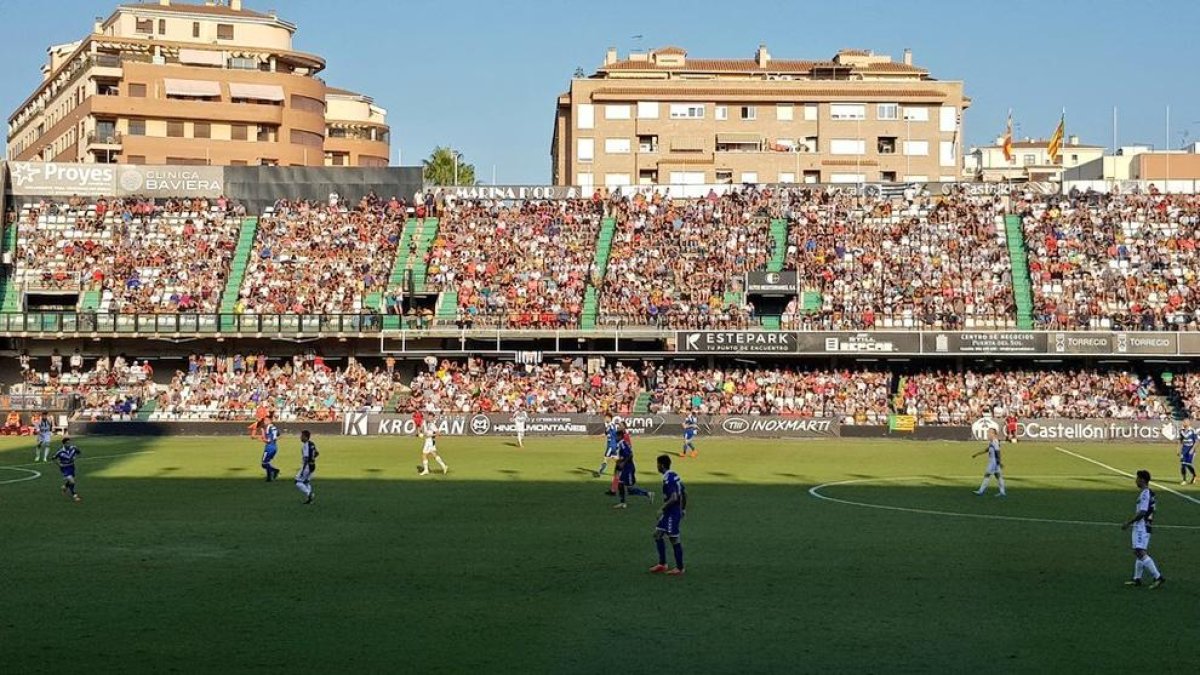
422, 146, 476, 186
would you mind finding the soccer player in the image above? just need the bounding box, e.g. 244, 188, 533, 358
1122, 470, 1165, 589
598, 414, 620, 483
680, 411, 698, 458
649, 454, 686, 576
260, 415, 281, 482
1178, 420, 1196, 485
419, 414, 448, 476
971, 428, 1006, 497
513, 408, 529, 448
35, 412, 53, 462
613, 425, 653, 509
54, 436, 82, 503
295, 430, 319, 504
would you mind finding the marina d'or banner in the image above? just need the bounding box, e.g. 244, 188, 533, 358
674, 330, 1196, 356
342, 413, 840, 438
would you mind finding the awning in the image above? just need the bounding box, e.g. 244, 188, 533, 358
670, 137, 706, 152
228, 83, 285, 102
178, 49, 225, 67
163, 78, 221, 97
716, 133, 764, 145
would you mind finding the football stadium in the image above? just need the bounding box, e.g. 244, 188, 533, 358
4, 1, 1200, 673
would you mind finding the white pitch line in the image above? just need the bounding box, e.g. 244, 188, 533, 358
1054, 446, 1200, 506
808, 475, 1200, 530
0, 467, 42, 486
0, 450, 156, 471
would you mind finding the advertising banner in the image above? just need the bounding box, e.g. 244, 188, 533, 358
435, 185, 585, 200
676, 331, 797, 353
922, 331, 1046, 354
344, 413, 840, 438
796, 331, 921, 354
7, 162, 224, 197
971, 417, 1178, 443
746, 271, 799, 294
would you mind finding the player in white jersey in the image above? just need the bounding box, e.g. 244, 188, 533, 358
295, 430, 318, 504
971, 429, 1007, 496
1122, 469, 1165, 589
512, 409, 530, 448
419, 415, 448, 476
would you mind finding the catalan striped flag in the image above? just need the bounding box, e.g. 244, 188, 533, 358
1047, 112, 1065, 164
1002, 109, 1014, 163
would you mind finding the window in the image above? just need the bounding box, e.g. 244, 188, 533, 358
127, 119, 146, 136
939, 175, 956, 182
1022, 154, 1036, 165
776, 104, 793, 121
257, 125, 278, 142
939, 141, 955, 167
217, 24, 234, 40
290, 129, 324, 148
229, 160, 248, 166
740, 106, 756, 121
799, 136, 818, 153
877, 103, 899, 120
803, 170, 820, 183
135, 18, 153, 34
715, 106, 728, 120
192, 21, 200, 38
903, 140, 930, 156
902, 107, 929, 122
126, 155, 146, 165
830, 104, 866, 120
670, 104, 705, 119
228, 57, 259, 70
194, 122, 211, 139
830, 139, 865, 155
231, 124, 248, 141
577, 104, 594, 130
167, 121, 185, 138
804, 104, 818, 121
904, 175, 929, 182
578, 173, 594, 190
577, 138, 594, 162
830, 173, 866, 183
158, 19, 166, 35
877, 137, 897, 154
778, 172, 796, 184
290, 95, 326, 114
327, 127, 346, 139
167, 157, 209, 166
604, 104, 631, 120
638, 135, 658, 153
715, 170, 733, 184
604, 173, 631, 188
636, 101, 659, 119
741, 172, 758, 184
881, 171, 897, 182
604, 138, 631, 154
128, 83, 146, 97
939, 106, 957, 132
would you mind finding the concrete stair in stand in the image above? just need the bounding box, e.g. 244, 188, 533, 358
581, 217, 616, 330
218, 217, 259, 331
1003, 214, 1035, 329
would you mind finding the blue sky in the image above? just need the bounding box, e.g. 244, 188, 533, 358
2, 0, 1198, 182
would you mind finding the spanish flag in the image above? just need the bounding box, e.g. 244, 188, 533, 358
1002, 109, 1014, 163
1047, 112, 1065, 164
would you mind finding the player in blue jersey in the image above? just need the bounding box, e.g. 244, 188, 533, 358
971, 428, 1006, 496
1178, 420, 1196, 485
54, 436, 82, 503
1122, 469, 1165, 588
598, 414, 621, 485
35, 412, 53, 462
295, 430, 319, 504
649, 454, 687, 576
680, 412, 698, 458
260, 415, 281, 482
612, 424, 653, 509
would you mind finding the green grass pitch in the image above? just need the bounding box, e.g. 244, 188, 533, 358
2, 434, 1198, 673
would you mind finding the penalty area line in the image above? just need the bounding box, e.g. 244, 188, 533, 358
1054, 446, 1200, 506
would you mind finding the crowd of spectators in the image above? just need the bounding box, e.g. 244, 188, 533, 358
599, 189, 775, 328
399, 357, 641, 414
17, 351, 157, 421
896, 369, 1169, 424
237, 194, 404, 315
425, 200, 603, 328
643, 365, 891, 423
781, 190, 1015, 329
16, 197, 243, 312
1017, 191, 1200, 330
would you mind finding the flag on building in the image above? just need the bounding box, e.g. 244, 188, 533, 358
1047, 113, 1065, 164
1002, 110, 1014, 163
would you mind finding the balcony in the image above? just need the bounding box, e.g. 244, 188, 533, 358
86, 130, 122, 147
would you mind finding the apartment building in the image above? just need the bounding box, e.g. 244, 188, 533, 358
552, 45, 969, 187
7, 0, 389, 167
